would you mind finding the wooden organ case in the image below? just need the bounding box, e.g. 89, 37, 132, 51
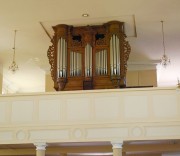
48, 21, 131, 91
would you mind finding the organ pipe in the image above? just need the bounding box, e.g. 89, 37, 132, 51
57, 38, 67, 78
96, 50, 107, 75
70, 52, 82, 77
85, 44, 92, 77
110, 35, 120, 76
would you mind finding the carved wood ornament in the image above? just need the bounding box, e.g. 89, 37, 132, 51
47, 21, 131, 91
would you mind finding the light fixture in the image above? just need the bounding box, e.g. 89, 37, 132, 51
9, 30, 19, 73
82, 13, 89, 17
160, 21, 170, 68
178, 77, 180, 88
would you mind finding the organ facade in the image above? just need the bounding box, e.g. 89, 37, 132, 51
48, 21, 131, 91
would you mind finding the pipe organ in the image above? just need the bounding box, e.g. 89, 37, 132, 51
48, 21, 131, 91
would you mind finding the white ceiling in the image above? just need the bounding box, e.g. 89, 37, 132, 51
0, 0, 180, 93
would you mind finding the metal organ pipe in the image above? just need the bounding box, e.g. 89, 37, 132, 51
70, 52, 82, 77
103, 50, 107, 74
77, 53, 82, 76
90, 45, 92, 76
85, 44, 92, 77
76, 53, 78, 75
65, 41, 67, 77
57, 39, 60, 77
57, 38, 67, 78
98, 51, 100, 75
74, 52, 76, 76
116, 36, 120, 75
70, 52, 72, 76
104, 50, 107, 75
95, 50, 107, 75
110, 37, 113, 75
113, 35, 117, 75
110, 35, 120, 76
95, 52, 98, 75
64, 38, 66, 77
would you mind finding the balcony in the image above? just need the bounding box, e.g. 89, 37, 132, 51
0, 87, 180, 145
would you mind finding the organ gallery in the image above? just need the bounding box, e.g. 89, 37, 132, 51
47, 21, 131, 91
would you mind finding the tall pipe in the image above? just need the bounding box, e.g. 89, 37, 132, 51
70, 52, 82, 77
113, 35, 117, 75
70, 52, 72, 76
110, 37, 113, 75
60, 38, 63, 76
85, 45, 87, 76
90, 45, 92, 76
105, 50, 107, 74
79, 53, 82, 76
57, 39, 60, 77
85, 44, 92, 77
65, 41, 67, 77
77, 53, 79, 76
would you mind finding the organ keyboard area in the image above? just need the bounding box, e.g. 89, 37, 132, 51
48, 21, 131, 91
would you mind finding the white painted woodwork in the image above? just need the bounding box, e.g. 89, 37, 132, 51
0, 87, 179, 144
126, 70, 157, 87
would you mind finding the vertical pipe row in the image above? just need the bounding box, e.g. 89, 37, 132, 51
70, 51, 72, 76
62, 39, 66, 77
110, 35, 120, 76
73, 52, 76, 76
87, 45, 89, 76
95, 50, 107, 75
98, 51, 101, 75
77, 53, 79, 76
78, 52, 81, 76
57, 38, 67, 78
113, 35, 117, 75
89, 45, 92, 76
116, 37, 120, 75
101, 50, 103, 75
60, 38, 63, 76
110, 37, 113, 75
85, 45, 87, 76
100, 51, 102, 75
104, 50, 107, 75
65, 41, 67, 77
70, 52, 82, 76
85, 44, 92, 77
96, 52, 98, 75
103, 50, 105, 74
57, 39, 60, 77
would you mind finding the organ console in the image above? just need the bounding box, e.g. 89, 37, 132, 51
47, 21, 131, 91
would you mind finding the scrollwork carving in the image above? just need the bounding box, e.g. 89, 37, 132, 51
71, 40, 82, 47
117, 33, 131, 87
96, 38, 106, 45
47, 41, 55, 81
57, 78, 67, 91
123, 37, 131, 74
